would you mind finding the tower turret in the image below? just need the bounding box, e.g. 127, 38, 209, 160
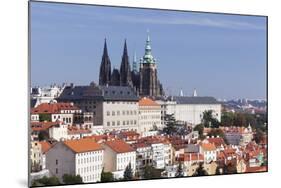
99, 39, 112, 86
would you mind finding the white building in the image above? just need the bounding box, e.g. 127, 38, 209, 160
131, 143, 153, 174
48, 121, 68, 141
103, 139, 136, 179
31, 84, 65, 108
159, 94, 221, 126
151, 143, 165, 169
45, 139, 104, 183
31, 102, 82, 125
138, 97, 161, 136
58, 85, 140, 132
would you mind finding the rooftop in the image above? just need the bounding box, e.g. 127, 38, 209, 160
170, 96, 220, 105
139, 97, 160, 106
58, 84, 139, 101
63, 139, 103, 153
104, 139, 135, 153
31, 102, 79, 114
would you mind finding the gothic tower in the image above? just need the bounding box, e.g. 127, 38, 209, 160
139, 32, 163, 97
120, 40, 133, 86
99, 39, 111, 86
131, 51, 140, 92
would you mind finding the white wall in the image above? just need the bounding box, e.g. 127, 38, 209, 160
103, 101, 139, 132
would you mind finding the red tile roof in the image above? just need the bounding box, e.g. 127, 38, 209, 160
63, 139, 103, 153
207, 137, 225, 147
31, 102, 79, 114
68, 126, 91, 135
201, 143, 217, 151
139, 97, 160, 106
31, 121, 60, 131
179, 153, 204, 162
104, 139, 135, 153
39, 141, 52, 154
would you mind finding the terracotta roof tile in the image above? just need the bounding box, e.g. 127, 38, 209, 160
31, 102, 79, 114
104, 139, 135, 153
139, 97, 160, 106
201, 143, 217, 151
64, 139, 103, 153
39, 141, 52, 153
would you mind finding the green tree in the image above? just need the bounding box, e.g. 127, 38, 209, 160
221, 112, 235, 127
39, 114, 52, 122
100, 168, 114, 182
143, 165, 162, 179
163, 114, 177, 135
38, 131, 49, 141
33, 176, 60, 186
193, 163, 207, 176
233, 113, 246, 127
175, 162, 184, 177
193, 124, 205, 140
123, 162, 133, 180
202, 110, 213, 128
207, 128, 225, 139
62, 174, 83, 184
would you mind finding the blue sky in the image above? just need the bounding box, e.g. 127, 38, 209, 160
30, 2, 267, 100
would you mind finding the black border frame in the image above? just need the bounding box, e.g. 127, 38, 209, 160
28, 0, 268, 187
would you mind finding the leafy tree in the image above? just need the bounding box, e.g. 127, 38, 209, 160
207, 128, 225, 139
39, 114, 51, 122
193, 163, 207, 176
221, 112, 235, 127
100, 168, 114, 182
202, 110, 213, 128
233, 113, 246, 127
33, 176, 60, 186
163, 114, 177, 135
38, 131, 49, 141
193, 124, 205, 140
175, 162, 184, 177
123, 162, 133, 180
143, 165, 162, 179
62, 174, 83, 184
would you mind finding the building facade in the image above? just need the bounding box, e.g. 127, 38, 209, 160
45, 139, 104, 183
58, 84, 139, 133
102, 140, 136, 179
161, 95, 221, 126
138, 97, 161, 136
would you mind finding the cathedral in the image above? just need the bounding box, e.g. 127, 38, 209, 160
98, 33, 164, 98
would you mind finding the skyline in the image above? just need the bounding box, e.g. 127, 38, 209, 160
30, 2, 267, 100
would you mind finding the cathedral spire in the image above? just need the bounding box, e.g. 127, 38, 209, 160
143, 30, 155, 64
123, 39, 128, 56
120, 39, 132, 86
103, 38, 108, 56
99, 38, 111, 86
